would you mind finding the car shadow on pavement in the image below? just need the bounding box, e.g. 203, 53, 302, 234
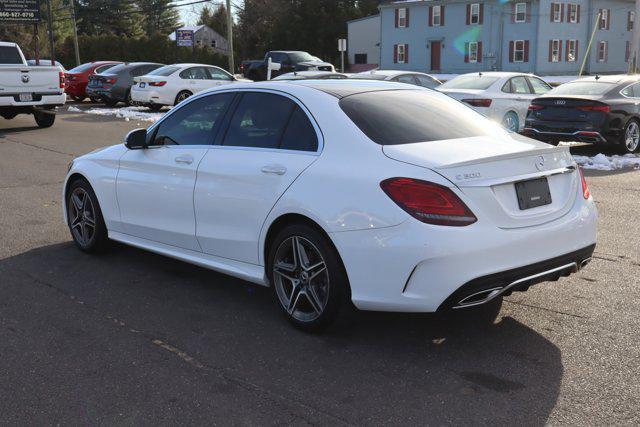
1, 242, 563, 424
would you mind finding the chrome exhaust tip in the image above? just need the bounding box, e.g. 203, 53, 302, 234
580, 257, 592, 269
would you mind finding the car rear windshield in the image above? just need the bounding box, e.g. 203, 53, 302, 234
68, 63, 98, 73
339, 90, 507, 145
439, 75, 500, 90
288, 52, 318, 62
99, 63, 127, 74
0, 46, 23, 64
549, 81, 615, 96
149, 65, 180, 76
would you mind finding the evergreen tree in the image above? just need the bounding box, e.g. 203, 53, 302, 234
139, 0, 181, 36
75, 0, 144, 37
197, 4, 227, 35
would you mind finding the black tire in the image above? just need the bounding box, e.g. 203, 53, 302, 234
124, 90, 133, 107
104, 99, 118, 107
89, 96, 100, 103
66, 178, 109, 253
618, 119, 640, 154
34, 111, 55, 128
147, 104, 163, 112
71, 95, 86, 102
174, 90, 192, 105
1, 112, 18, 120
267, 223, 350, 332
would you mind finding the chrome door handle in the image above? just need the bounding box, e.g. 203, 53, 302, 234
174, 156, 193, 165
261, 165, 286, 175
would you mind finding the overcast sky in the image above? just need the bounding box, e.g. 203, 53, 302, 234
179, 0, 241, 26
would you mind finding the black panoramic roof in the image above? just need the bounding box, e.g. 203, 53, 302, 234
301, 82, 415, 99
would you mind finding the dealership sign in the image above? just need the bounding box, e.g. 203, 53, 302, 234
0, 0, 40, 23
175, 29, 194, 47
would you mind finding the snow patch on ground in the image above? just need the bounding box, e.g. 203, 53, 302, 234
67, 106, 82, 112
82, 106, 166, 123
573, 153, 640, 171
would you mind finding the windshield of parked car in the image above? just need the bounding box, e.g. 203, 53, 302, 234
148, 65, 180, 76
0, 46, 23, 64
548, 81, 615, 96
68, 63, 96, 73
439, 75, 500, 90
340, 90, 507, 145
98, 63, 127, 74
288, 52, 319, 62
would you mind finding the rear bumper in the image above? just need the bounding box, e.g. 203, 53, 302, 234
330, 185, 597, 313
0, 92, 65, 107
65, 82, 88, 97
522, 127, 608, 143
86, 86, 125, 101
130, 88, 170, 105
437, 244, 595, 310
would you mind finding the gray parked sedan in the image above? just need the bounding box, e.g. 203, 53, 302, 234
86, 62, 163, 106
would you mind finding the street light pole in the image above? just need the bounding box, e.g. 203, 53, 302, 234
69, 0, 81, 66
225, 0, 235, 74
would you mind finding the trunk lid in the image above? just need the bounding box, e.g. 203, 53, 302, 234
383, 135, 579, 229
0, 65, 61, 92
528, 96, 609, 124
437, 88, 485, 102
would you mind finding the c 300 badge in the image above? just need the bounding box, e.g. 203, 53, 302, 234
455, 172, 481, 180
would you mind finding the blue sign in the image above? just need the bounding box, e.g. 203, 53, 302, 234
176, 30, 194, 47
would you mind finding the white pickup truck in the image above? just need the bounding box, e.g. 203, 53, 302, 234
0, 41, 66, 128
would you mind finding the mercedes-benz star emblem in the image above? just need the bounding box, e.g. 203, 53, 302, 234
21, 74, 29, 83
535, 155, 545, 171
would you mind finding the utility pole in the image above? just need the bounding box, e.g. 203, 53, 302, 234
46, 0, 55, 64
69, 0, 81, 66
225, 0, 235, 73
628, 0, 640, 73
34, 23, 40, 65
579, 12, 601, 77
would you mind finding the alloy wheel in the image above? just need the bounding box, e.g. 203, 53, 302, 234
502, 112, 518, 132
177, 92, 191, 103
625, 121, 640, 152
273, 236, 330, 322
68, 187, 96, 247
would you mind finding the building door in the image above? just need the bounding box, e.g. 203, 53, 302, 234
430, 41, 441, 71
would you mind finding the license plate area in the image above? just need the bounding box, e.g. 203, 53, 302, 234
515, 177, 552, 210
19, 93, 33, 102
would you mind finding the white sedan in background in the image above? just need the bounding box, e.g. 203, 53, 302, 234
438, 72, 552, 132
63, 80, 596, 331
350, 69, 442, 89
131, 63, 248, 110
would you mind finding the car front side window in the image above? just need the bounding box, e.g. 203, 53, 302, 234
151, 93, 234, 146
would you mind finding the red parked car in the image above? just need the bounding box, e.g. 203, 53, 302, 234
65, 61, 122, 102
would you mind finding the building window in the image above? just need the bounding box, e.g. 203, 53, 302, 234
470, 3, 480, 24
211, 40, 217, 48
468, 42, 478, 62
552, 3, 561, 22
568, 4, 577, 23
355, 54, 367, 64
513, 40, 525, 62
600, 9, 609, 29
551, 39, 560, 62
629, 11, 635, 31
598, 41, 607, 62
397, 44, 406, 63
567, 39, 577, 62
515, 3, 526, 23
398, 8, 407, 27
433, 5, 441, 26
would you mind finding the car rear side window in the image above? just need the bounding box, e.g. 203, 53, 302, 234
0, 46, 23, 64
339, 90, 507, 145
223, 93, 296, 149
152, 93, 234, 146
280, 106, 318, 152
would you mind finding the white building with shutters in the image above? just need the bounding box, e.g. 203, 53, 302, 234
379, 0, 635, 75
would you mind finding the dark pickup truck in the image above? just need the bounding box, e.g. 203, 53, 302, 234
241, 51, 335, 81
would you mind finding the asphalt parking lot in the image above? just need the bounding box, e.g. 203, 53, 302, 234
1, 107, 639, 425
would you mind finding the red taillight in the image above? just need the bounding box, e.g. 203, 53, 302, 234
148, 81, 167, 87
380, 178, 477, 226
528, 104, 545, 110
59, 71, 65, 88
462, 98, 492, 107
105, 78, 117, 84
577, 105, 610, 113
578, 167, 590, 199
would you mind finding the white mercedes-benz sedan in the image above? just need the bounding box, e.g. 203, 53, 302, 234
63, 80, 597, 330
130, 63, 248, 111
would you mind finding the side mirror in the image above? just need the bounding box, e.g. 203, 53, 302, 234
125, 128, 147, 149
